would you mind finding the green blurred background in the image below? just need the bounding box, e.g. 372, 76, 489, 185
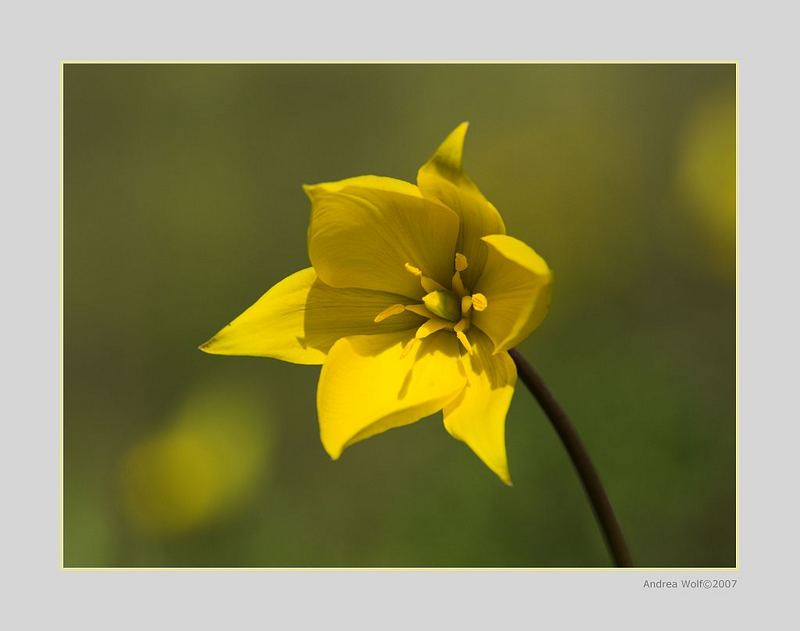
63, 63, 736, 567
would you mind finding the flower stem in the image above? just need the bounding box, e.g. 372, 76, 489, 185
508, 349, 633, 567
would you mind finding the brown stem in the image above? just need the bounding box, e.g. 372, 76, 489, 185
509, 348, 633, 567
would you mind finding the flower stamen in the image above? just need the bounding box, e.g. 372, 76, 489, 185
404, 304, 433, 318
415, 317, 453, 339
454, 318, 473, 354
451, 252, 468, 297
405, 261, 446, 293
373, 303, 407, 323
471, 292, 488, 311
374, 258, 484, 354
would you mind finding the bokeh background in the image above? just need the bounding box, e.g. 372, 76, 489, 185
63, 63, 736, 567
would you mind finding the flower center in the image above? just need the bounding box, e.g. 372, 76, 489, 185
423, 290, 461, 322
373, 253, 488, 354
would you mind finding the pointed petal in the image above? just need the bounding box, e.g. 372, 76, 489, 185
417, 123, 506, 287
444, 330, 516, 485
472, 235, 553, 354
317, 330, 466, 459
200, 268, 421, 364
419, 122, 470, 184
306, 184, 459, 298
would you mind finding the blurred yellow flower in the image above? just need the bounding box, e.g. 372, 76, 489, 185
201, 123, 552, 484
120, 383, 271, 535
676, 89, 736, 278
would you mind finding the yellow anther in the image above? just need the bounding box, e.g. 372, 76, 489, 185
471, 293, 488, 311
456, 330, 473, 354
404, 304, 432, 318
400, 261, 480, 353
405, 261, 445, 293
374, 303, 406, 323
415, 318, 452, 339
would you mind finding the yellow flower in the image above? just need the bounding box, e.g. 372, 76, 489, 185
200, 123, 552, 485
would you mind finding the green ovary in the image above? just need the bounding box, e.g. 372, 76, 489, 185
423, 290, 461, 322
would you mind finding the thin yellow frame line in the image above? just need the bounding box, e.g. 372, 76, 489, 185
735, 62, 740, 570
59, 61, 65, 571
60, 59, 738, 65
64, 566, 740, 572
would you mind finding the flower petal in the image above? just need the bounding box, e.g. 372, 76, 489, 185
417, 122, 506, 287
443, 330, 517, 485
306, 184, 460, 298
317, 330, 466, 459
472, 235, 553, 353
200, 268, 422, 364
305, 174, 422, 199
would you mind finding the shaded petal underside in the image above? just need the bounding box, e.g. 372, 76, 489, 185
200, 268, 421, 364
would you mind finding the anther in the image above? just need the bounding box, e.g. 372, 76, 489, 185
374, 304, 406, 323
405, 262, 445, 293
471, 293, 488, 311
454, 253, 468, 272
